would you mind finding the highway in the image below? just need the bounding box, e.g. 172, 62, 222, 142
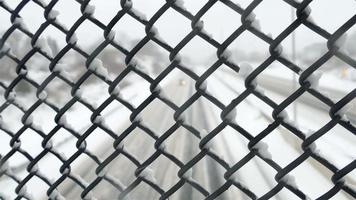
58, 68, 356, 200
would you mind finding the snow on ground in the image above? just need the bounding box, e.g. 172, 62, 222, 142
0, 63, 355, 199
212, 65, 356, 199
0, 76, 152, 199
58, 65, 355, 200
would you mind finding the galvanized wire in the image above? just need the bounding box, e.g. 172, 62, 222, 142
0, 0, 355, 199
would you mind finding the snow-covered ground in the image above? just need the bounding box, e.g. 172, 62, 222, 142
0, 76, 152, 199
0, 64, 349, 199
1, 0, 356, 199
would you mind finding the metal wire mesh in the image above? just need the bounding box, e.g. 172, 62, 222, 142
0, 0, 355, 199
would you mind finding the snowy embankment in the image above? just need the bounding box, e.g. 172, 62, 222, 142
0, 77, 152, 199
1, 63, 355, 199
212, 65, 355, 199
57, 65, 355, 200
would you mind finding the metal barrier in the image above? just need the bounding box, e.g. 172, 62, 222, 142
0, 0, 355, 199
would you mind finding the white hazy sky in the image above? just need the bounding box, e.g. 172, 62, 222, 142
1, 0, 356, 58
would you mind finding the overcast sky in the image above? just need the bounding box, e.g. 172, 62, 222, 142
1, 0, 356, 59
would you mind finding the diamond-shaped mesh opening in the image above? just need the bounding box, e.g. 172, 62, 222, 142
90, 177, 123, 199
162, 126, 200, 164
313, 56, 356, 102
78, 74, 110, 108
233, 94, 273, 137
288, 157, 334, 199
99, 100, 132, 132
18, 1, 45, 33
25, 53, 51, 84
131, 40, 170, 78
200, 1, 242, 43
313, 124, 356, 169
262, 125, 303, 167
284, 92, 331, 131
121, 127, 156, 162
97, 44, 127, 79
154, 8, 191, 47
51, 128, 78, 159
75, 20, 105, 54
138, 98, 176, 135
232, 156, 277, 198
90, 0, 120, 25
55, 50, 87, 82
57, 175, 86, 200
308, 0, 356, 33
188, 155, 227, 193
43, 76, 72, 108
178, 36, 217, 76
5, 30, 32, 60
0, 104, 24, 133
17, 128, 43, 157
105, 152, 138, 186
204, 64, 243, 106
145, 155, 181, 191
23, 175, 49, 198
256, 60, 300, 104
28, 103, 58, 131
226, 30, 269, 68
183, 96, 222, 133
204, 126, 250, 166
52, 1, 82, 29
252, 0, 293, 38
281, 24, 328, 70
115, 71, 151, 108
12, 80, 37, 109
70, 153, 100, 183
85, 128, 115, 158
37, 25, 68, 54
61, 102, 92, 133
36, 152, 63, 180
111, 14, 146, 51
4, 152, 29, 177
157, 67, 196, 106
0, 175, 19, 199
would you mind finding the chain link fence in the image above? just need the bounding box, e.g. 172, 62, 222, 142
0, 0, 356, 199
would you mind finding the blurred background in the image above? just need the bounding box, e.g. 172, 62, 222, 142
0, 0, 355, 199
1, 0, 356, 88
